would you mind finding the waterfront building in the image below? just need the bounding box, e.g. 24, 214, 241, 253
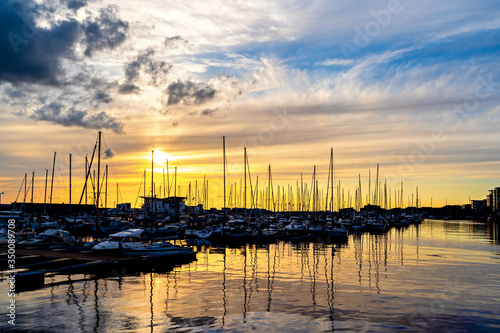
141, 196, 186, 215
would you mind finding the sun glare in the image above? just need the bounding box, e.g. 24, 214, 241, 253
144, 150, 175, 165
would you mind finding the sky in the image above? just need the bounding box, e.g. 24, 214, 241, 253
1, 0, 499, 210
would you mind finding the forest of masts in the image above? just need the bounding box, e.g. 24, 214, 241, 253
138, 140, 422, 213
12, 134, 423, 213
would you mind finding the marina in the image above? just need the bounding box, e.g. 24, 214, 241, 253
0, 130, 499, 332
1, 219, 499, 332
1, 1, 499, 331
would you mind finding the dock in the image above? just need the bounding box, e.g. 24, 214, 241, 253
0, 247, 195, 291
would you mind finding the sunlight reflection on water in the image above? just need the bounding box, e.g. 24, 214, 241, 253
1, 220, 499, 332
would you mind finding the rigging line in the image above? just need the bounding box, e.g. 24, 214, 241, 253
245, 152, 255, 209
98, 166, 107, 207
13, 176, 25, 211
55, 155, 68, 195
134, 172, 145, 209
77, 138, 98, 206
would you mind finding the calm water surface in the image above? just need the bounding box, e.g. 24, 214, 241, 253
1, 220, 499, 332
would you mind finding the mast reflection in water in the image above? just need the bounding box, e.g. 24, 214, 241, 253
1, 220, 500, 332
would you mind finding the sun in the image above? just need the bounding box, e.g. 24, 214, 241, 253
152, 150, 171, 164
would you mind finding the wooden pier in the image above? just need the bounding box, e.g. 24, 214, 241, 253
0, 247, 194, 291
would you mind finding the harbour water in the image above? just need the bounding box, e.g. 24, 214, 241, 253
1, 220, 499, 332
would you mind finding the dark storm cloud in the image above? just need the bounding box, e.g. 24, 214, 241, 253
82, 5, 129, 57
0, 0, 129, 134
119, 48, 172, 94
166, 80, 216, 105
30, 102, 124, 133
0, 0, 128, 86
0, 0, 79, 85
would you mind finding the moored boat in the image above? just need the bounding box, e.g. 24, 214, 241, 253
121, 241, 196, 257
92, 228, 147, 251
327, 225, 348, 238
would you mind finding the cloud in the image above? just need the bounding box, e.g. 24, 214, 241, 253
103, 147, 115, 159
0, 0, 130, 133
0, 1, 129, 86
201, 108, 218, 116
93, 91, 112, 105
118, 83, 141, 94
67, 0, 87, 11
30, 102, 124, 134
165, 36, 188, 49
317, 58, 354, 67
82, 5, 129, 57
166, 80, 216, 105
119, 47, 172, 94
0, 0, 79, 85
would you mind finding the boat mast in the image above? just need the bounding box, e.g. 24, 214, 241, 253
174, 167, 177, 197
312, 166, 316, 212
244, 146, 247, 215
384, 179, 387, 210
301, 172, 303, 212
31, 171, 34, 221
74, 138, 97, 228
85, 156, 88, 205
358, 174, 362, 211
268, 165, 271, 211
151, 149, 154, 243
326, 149, 331, 212
44, 169, 48, 215
223, 136, 226, 210
167, 159, 170, 197
255, 176, 259, 210
375, 163, 379, 206
368, 169, 371, 206
95, 131, 101, 235
401, 181, 404, 210
69, 153, 72, 216
105, 164, 108, 209
49, 151, 56, 216
23, 173, 26, 215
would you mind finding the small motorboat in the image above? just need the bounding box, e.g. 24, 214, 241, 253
18, 229, 75, 248
92, 229, 147, 251
284, 220, 307, 231
121, 241, 196, 258
327, 225, 348, 238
